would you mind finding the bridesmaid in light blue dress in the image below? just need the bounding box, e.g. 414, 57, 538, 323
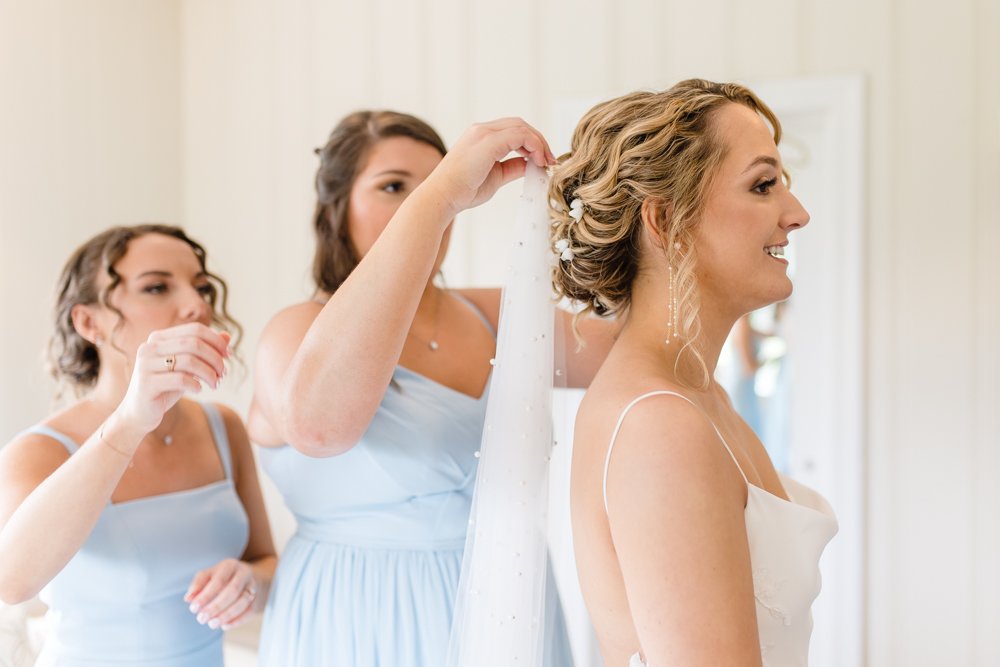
249, 111, 614, 666
256, 299, 504, 665
26, 404, 250, 667
0, 225, 276, 666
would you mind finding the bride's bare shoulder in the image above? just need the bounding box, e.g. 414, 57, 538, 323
574, 355, 685, 452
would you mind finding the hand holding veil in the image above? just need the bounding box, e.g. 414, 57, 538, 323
446, 163, 561, 666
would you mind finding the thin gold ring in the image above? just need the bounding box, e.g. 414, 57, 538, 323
164, 355, 176, 372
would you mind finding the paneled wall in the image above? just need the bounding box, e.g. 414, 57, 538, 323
1, 1, 999, 664
0, 0, 182, 422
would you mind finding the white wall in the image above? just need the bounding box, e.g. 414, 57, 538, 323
2, 1, 999, 665
0, 0, 182, 422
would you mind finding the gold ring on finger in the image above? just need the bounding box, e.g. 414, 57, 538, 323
164, 355, 176, 371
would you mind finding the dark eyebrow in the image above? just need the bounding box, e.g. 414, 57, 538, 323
742, 156, 780, 174
372, 169, 412, 178
135, 270, 208, 280
136, 270, 172, 279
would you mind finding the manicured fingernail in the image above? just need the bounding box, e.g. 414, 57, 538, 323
189, 603, 200, 613
208, 619, 221, 630
197, 612, 208, 624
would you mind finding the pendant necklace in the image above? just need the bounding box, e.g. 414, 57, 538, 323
407, 289, 443, 352
152, 405, 180, 446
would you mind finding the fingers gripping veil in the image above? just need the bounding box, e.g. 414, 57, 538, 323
446, 163, 557, 666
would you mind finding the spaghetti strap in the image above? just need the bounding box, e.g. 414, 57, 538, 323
21, 425, 80, 455
199, 403, 234, 480
602, 390, 750, 515
450, 290, 497, 339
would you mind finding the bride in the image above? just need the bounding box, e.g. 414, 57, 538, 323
546, 79, 838, 666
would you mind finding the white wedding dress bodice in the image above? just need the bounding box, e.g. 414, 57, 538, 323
603, 391, 838, 667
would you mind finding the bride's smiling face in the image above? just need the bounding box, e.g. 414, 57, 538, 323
346, 136, 450, 263
692, 103, 810, 316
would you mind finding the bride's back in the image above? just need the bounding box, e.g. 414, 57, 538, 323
571, 344, 658, 666
570, 333, 780, 665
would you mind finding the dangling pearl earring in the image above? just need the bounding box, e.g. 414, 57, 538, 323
94, 335, 104, 348
665, 242, 681, 345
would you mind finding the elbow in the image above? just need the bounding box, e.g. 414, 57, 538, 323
277, 380, 372, 457
0, 589, 34, 606
0, 576, 39, 606
289, 433, 356, 459
282, 411, 361, 458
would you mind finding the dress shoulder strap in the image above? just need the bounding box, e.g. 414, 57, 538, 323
450, 290, 497, 339
20, 425, 80, 455
199, 403, 234, 480
602, 390, 749, 515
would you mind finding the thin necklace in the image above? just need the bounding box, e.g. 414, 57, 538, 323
88, 397, 177, 446
407, 289, 443, 352
89, 398, 177, 471
153, 405, 180, 446
121, 410, 176, 470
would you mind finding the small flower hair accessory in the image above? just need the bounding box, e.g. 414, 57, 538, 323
568, 198, 585, 222
555, 238, 574, 262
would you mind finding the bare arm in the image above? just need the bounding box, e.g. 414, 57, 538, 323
605, 396, 762, 666
0, 415, 146, 604
0, 324, 227, 604
271, 119, 554, 457
246, 301, 323, 448
184, 405, 277, 631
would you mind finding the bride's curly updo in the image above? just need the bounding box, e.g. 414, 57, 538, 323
548, 79, 781, 385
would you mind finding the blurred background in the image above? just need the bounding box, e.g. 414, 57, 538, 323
1, 1, 998, 665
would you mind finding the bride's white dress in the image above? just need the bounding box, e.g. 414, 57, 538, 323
604, 391, 839, 667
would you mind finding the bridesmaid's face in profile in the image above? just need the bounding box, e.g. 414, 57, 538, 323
80, 233, 214, 359
346, 136, 449, 262
693, 103, 810, 315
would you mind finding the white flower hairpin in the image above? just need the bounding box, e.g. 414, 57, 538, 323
555, 238, 574, 262
553, 195, 585, 263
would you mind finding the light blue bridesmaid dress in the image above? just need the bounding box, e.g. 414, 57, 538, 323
258, 294, 573, 666
24, 403, 250, 666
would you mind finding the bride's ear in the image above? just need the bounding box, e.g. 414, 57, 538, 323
640, 197, 672, 250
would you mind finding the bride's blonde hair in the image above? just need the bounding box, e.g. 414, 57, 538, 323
548, 78, 782, 388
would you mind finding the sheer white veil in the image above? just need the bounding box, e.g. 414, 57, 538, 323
445, 163, 558, 666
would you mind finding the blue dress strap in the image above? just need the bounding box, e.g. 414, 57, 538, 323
450, 290, 497, 339
20, 425, 80, 455
199, 403, 234, 480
